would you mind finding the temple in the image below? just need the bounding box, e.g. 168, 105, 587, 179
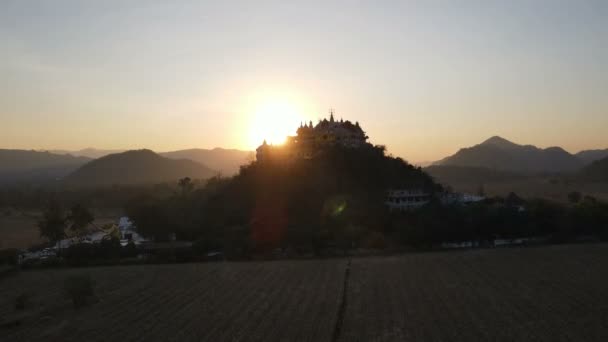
256, 110, 369, 162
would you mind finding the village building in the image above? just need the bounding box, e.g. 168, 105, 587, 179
385, 189, 432, 211
118, 216, 149, 246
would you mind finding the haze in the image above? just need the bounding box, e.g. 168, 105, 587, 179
1, 0, 606, 163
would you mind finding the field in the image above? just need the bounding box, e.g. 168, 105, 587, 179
0, 208, 121, 249
0, 213, 43, 249
442, 178, 608, 203
2, 244, 608, 341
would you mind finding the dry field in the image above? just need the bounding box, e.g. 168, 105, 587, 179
2, 245, 608, 341
0, 209, 121, 249
0, 214, 43, 249
446, 179, 608, 203
1, 260, 345, 342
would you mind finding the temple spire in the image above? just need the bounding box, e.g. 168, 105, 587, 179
329, 108, 335, 123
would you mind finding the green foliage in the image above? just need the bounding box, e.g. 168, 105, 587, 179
64, 274, 95, 309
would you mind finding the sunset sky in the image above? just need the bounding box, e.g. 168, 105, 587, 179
1, 1, 606, 163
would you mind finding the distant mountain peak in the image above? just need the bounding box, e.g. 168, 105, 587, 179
481, 136, 518, 148
65, 149, 216, 186
436, 136, 583, 173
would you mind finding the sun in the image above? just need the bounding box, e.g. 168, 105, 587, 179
248, 98, 305, 148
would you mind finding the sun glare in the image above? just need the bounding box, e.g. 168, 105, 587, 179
248, 98, 304, 148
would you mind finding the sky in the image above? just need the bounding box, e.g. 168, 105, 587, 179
1, 0, 606, 163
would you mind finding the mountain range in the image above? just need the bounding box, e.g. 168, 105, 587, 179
48, 147, 252, 176
0, 147, 252, 185
435, 136, 606, 173
0, 150, 91, 184
49, 148, 125, 159
1, 137, 605, 187
64, 149, 216, 187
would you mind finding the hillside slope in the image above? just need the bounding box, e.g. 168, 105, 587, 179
576, 149, 608, 165
161, 148, 253, 176
579, 157, 608, 181
65, 149, 216, 186
436, 136, 583, 173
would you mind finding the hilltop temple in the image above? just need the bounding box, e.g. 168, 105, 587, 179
256, 111, 369, 162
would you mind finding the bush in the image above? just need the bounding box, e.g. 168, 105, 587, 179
64, 274, 95, 309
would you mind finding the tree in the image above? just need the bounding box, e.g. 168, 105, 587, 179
125, 196, 172, 241
67, 203, 94, 239
38, 198, 67, 246
178, 177, 194, 195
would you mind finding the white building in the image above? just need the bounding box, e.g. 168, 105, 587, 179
385, 189, 431, 211
441, 193, 485, 205
118, 216, 148, 246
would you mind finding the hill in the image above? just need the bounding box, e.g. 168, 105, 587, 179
50, 148, 125, 159
160, 148, 253, 176
64, 149, 216, 186
0, 149, 90, 184
425, 165, 526, 187
576, 149, 608, 165
436, 136, 583, 173
579, 157, 608, 181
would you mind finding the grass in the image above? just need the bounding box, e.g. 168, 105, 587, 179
1, 244, 608, 341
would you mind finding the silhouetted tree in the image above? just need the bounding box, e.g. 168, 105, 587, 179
67, 203, 94, 239
178, 177, 194, 195
38, 197, 67, 246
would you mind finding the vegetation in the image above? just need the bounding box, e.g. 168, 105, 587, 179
38, 198, 67, 245
127, 145, 439, 255
67, 203, 95, 238
121, 145, 608, 258
3, 144, 607, 260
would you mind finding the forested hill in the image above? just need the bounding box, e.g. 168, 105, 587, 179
64, 149, 217, 187
189, 146, 439, 240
